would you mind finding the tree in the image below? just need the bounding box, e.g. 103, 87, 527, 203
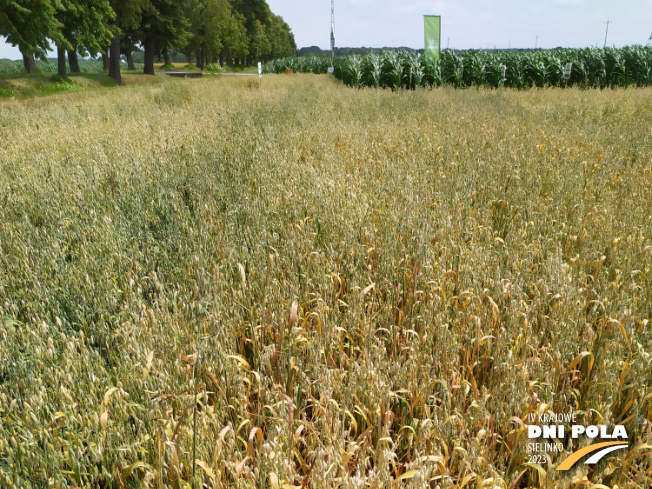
220, 10, 248, 66
140, 0, 190, 75
267, 14, 295, 60
186, 0, 247, 68
108, 0, 149, 83
55, 0, 115, 77
0, 0, 62, 73
298, 46, 322, 57
231, 0, 271, 32
186, 0, 224, 69
120, 29, 140, 70
231, 0, 272, 64
248, 19, 270, 64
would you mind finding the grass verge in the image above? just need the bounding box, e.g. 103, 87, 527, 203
0, 72, 164, 100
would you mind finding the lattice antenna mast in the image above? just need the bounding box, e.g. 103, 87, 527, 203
330, 0, 335, 58
603, 17, 611, 48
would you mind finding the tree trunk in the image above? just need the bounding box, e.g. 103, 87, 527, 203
163, 48, 170, 65
102, 51, 109, 71
21, 49, 37, 73
126, 51, 135, 71
144, 37, 156, 75
108, 31, 122, 84
57, 46, 67, 78
196, 50, 203, 70
68, 49, 80, 73
219, 53, 224, 67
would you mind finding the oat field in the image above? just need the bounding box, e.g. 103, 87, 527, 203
0, 75, 651, 488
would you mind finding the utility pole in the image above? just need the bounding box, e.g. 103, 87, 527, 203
535, 35, 538, 49
603, 17, 611, 48
447, 37, 450, 49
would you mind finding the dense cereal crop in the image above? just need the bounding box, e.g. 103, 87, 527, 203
0, 75, 651, 487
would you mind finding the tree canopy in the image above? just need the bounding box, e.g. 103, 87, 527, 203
0, 0, 63, 59
55, 0, 115, 76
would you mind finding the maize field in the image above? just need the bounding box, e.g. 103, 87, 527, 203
264, 47, 652, 89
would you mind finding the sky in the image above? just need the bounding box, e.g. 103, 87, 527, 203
270, 0, 652, 50
1, 0, 651, 59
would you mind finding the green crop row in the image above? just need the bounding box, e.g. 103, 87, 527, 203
264, 55, 334, 75
264, 46, 652, 89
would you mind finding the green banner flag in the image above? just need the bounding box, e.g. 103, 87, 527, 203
424, 15, 441, 61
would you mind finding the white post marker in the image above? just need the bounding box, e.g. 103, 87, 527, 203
563, 62, 572, 87
258, 61, 262, 87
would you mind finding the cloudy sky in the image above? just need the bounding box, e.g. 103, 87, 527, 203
1, 0, 651, 59
270, 0, 652, 50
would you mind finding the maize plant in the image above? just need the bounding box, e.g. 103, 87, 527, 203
440, 50, 464, 87
362, 53, 382, 88
422, 55, 442, 86
346, 55, 364, 88
461, 50, 487, 87
401, 52, 424, 89
381, 51, 403, 90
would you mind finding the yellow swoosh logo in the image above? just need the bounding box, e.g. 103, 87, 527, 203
557, 442, 628, 471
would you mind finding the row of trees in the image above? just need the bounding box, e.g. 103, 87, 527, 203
0, 0, 296, 82
297, 46, 423, 57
